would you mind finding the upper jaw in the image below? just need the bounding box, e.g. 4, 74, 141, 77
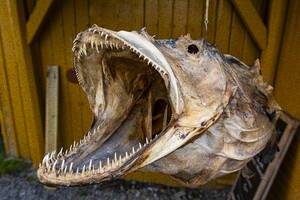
73, 25, 182, 115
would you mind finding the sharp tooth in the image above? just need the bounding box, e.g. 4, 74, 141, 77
125, 152, 128, 159
76, 168, 79, 176
69, 145, 72, 152
39, 163, 41, 168
148, 60, 151, 65
146, 138, 149, 144
119, 155, 122, 164
42, 153, 49, 164
107, 157, 110, 168
64, 166, 67, 174
110, 43, 113, 48
139, 54, 143, 58
100, 43, 103, 49
61, 160, 65, 171
89, 160, 92, 171
139, 143, 142, 149
114, 153, 117, 163
96, 45, 99, 53
101, 32, 104, 37
91, 41, 94, 48
69, 162, 73, 173
52, 160, 58, 172
105, 35, 108, 40
82, 165, 85, 176
132, 146, 135, 154
73, 141, 76, 148
58, 148, 63, 157
99, 161, 102, 172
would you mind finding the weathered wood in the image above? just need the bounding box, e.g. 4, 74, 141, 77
187, 0, 204, 38
0, 30, 18, 157
0, 0, 44, 165
26, 0, 55, 44
230, 0, 267, 50
45, 66, 59, 154
215, 0, 232, 53
157, 0, 173, 38
260, 0, 288, 85
172, 0, 188, 37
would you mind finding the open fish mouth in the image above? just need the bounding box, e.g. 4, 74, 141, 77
37, 25, 187, 186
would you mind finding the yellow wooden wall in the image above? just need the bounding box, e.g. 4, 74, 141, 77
1, 0, 299, 196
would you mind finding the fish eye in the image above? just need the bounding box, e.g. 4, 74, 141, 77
187, 44, 199, 54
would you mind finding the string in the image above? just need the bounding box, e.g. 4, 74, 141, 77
204, 0, 210, 40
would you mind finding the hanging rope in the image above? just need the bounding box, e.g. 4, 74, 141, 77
204, 0, 210, 39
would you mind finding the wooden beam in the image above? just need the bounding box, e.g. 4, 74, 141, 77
260, 0, 288, 85
230, 0, 267, 50
45, 66, 59, 154
26, 0, 55, 44
0, 0, 44, 166
0, 30, 19, 157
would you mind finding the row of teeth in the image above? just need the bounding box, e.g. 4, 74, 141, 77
72, 28, 169, 79
40, 135, 159, 178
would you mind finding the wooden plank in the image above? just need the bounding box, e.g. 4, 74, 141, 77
230, 0, 267, 50
0, 30, 18, 157
0, 0, 44, 165
62, 0, 82, 146
45, 66, 59, 153
0, 0, 31, 159
260, 0, 288, 85
187, 0, 204, 39
215, 0, 232, 53
74, 0, 92, 137
157, 0, 173, 38
26, 0, 55, 44
229, 10, 246, 60
172, 0, 188, 37
145, 0, 158, 35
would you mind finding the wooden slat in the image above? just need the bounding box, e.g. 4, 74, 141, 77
62, 0, 82, 146
187, 0, 204, 38
260, 0, 288, 85
145, 0, 158, 35
230, 0, 267, 50
0, 30, 18, 156
74, 0, 92, 138
0, 0, 44, 165
45, 66, 59, 153
0, 0, 31, 159
157, 0, 173, 38
26, 0, 55, 44
229, 10, 246, 60
172, 0, 188, 37
215, 0, 232, 53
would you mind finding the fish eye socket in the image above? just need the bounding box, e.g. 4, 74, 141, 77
187, 44, 199, 54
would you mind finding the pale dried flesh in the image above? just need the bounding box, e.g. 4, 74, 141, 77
37, 25, 281, 187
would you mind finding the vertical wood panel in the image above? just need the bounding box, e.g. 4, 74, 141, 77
157, 0, 173, 38
0, 30, 18, 156
187, 0, 204, 38
215, 0, 232, 53
172, 0, 188, 37
74, 0, 92, 139
229, 10, 246, 60
145, 0, 158, 35
62, 0, 83, 145
0, 0, 31, 159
